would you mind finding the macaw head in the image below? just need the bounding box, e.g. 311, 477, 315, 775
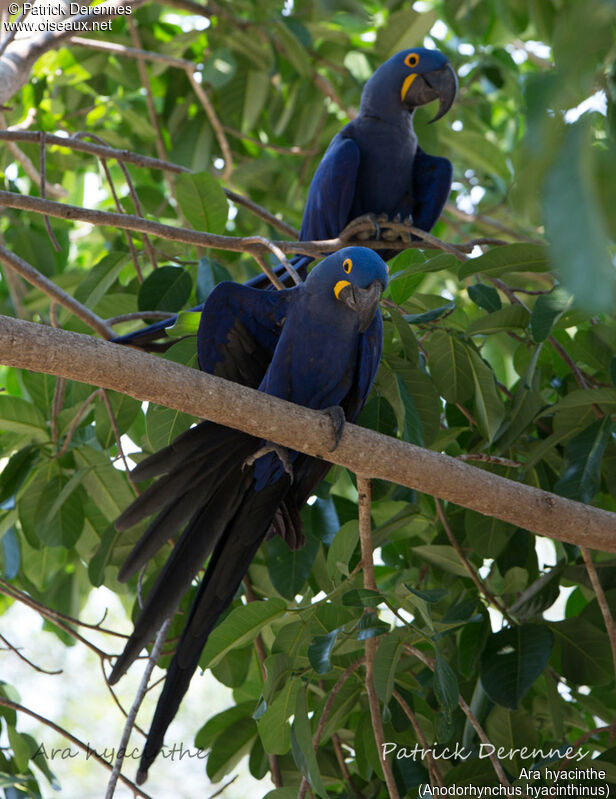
306, 246, 389, 332
361, 47, 457, 122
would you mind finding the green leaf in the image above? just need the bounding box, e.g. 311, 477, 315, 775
256, 678, 299, 755
544, 388, 616, 415
326, 521, 358, 580
0, 445, 39, 503
396, 374, 424, 445
206, 715, 257, 782
480, 624, 553, 708
266, 526, 319, 600
404, 301, 455, 325
388, 269, 425, 306
413, 545, 469, 578
458, 244, 550, 280
467, 283, 502, 312
376, 7, 438, 57
554, 417, 612, 503
200, 598, 287, 669
466, 304, 530, 336
243, 70, 270, 131
175, 171, 229, 234
73, 445, 134, 522
372, 635, 404, 703
530, 287, 573, 342
406, 586, 448, 604
341, 588, 385, 607
291, 686, 328, 799
464, 510, 513, 559
509, 563, 565, 619
439, 128, 510, 181
484, 706, 538, 772
165, 310, 200, 337
551, 617, 613, 685
195, 702, 255, 750
0, 396, 48, 442
424, 330, 474, 403
308, 629, 338, 674
544, 118, 615, 311
468, 350, 505, 442
146, 403, 195, 451
94, 391, 141, 448
433, 651, 459, 715
457, 612, 490, 679
138, 266, 192, 313
274, 20, 311, 76
74, 252, 127, 308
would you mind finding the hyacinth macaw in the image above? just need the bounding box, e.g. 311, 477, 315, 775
112, 47, 455, 350
109, 246, 389, 783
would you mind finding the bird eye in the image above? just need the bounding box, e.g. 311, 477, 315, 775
343, 258, 353, 274
404, 53, 420, 68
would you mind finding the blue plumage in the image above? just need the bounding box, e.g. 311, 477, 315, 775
110, 246, 388, 783
111, 47, 455, 350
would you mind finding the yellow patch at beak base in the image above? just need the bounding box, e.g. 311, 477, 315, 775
334, 280, 351, 299
400, 72, 417, 102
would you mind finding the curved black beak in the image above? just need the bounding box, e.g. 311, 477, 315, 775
337, 280, 383, 332
403, 63, 458, 122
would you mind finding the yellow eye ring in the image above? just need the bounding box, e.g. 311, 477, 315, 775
404, 52, 420, 68
343, 258, 353, 274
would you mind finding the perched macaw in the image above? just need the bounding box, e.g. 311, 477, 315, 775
298, 46, 457, 247
109, 246, 389, 783
111, 47, 455, 350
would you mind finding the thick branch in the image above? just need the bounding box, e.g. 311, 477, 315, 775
2, 316, 616, 552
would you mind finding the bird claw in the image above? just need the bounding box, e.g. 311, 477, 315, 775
340, 213, 380, 242
244, 442, 294, 481
322, 405, 346, 452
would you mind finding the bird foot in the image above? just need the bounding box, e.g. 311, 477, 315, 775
322, 405, 346, 452
340, 213, 381, 242
341, 213, 415, 244
380, 214, 414, 242
244, 442, 294, 481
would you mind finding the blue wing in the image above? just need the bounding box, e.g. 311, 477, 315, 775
197, 281, 291, 387
411, 146, 453, 232
299, 134, 361, 241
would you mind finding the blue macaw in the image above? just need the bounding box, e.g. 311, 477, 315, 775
112, 47, 455, 350
108, 246, 389, 783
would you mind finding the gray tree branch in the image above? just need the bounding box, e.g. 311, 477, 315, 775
1, 314, 615, 552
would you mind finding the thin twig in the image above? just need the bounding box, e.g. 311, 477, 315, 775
581, 548, 616, 680
0, 696, 152, 799
0, 579, 109, 658
100, 388, 140, 495
242, 577, 282, 788
0, 633, 63, 675
356, 475, 400, 799
435, 499, 515, 624
56, 388, 101, 458
39, 132, 61, 251
186, 69, 233, 181
392, 689, 444, 788
0, 131, 295, 236
297, 658, 365, 799
0, 112, 66, 198
105, 617, 171, 799
404, 643, 512, 790
0, 243, 114, 338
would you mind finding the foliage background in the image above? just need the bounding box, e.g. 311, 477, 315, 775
0, 0, 615, 797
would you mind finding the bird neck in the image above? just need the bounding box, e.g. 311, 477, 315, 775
360, 92, 415, 127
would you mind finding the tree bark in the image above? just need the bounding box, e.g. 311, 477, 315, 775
1, 314, 615, 552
